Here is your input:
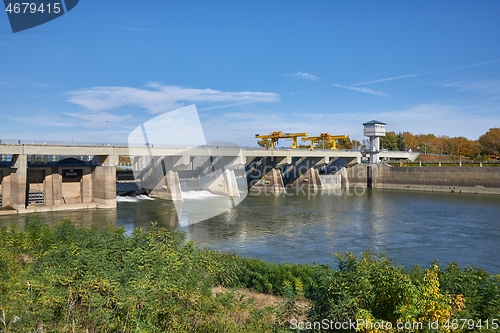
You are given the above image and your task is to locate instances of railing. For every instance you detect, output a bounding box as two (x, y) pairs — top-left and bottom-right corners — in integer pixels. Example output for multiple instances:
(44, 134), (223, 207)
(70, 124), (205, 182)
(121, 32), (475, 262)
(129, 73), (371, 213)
(391, 160), (500, 167)
(0, 138), (127, 147)
(28, 190), (44, 205)
(0, 139), (367, 152)
(0, 139), (242, 149)
(0, 155), (94, 164)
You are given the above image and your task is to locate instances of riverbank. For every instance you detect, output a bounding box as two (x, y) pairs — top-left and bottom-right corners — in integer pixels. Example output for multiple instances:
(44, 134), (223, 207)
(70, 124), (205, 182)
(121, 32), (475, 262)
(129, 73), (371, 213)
(0, 202), (116, 216)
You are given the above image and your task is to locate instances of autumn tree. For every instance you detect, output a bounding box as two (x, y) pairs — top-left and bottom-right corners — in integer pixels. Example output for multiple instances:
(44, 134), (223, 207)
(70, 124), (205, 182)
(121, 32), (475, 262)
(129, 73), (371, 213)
(470, 140), (483, 158)
(413, 133), (439, 154)
(435, 136), (450, 155)
(402, 132), (419, 151)
(479, 128), (500, 156)
(351, 139), (361, 150)
(337, 138), (353, 149)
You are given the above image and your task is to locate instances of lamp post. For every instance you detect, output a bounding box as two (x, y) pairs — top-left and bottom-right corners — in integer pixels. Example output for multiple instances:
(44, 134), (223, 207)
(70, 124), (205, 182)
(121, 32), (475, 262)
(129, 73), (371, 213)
(106, 120), (110, 145)
(15, 114), (19, 143)
(236, 128), (240, 146)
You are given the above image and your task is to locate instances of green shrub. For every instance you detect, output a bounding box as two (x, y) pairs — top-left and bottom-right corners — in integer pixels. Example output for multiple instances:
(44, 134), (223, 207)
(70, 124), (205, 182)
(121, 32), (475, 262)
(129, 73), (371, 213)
(1, 217), (499, 332)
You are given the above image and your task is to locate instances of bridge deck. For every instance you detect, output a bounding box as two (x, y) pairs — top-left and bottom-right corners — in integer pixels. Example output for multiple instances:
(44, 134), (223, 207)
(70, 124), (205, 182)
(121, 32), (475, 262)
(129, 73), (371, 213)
(0, 143), (419, 161)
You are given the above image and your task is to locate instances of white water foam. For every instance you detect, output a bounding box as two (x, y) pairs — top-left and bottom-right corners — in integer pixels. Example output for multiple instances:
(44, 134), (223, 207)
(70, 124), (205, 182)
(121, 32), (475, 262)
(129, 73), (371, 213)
(181, 190), (221, 200)
(116, 195), (155, 202)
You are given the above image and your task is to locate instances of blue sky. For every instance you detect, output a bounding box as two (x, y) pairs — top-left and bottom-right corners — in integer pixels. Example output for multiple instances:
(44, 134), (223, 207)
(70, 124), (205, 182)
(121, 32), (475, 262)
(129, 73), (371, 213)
(1, 1), (500, 147)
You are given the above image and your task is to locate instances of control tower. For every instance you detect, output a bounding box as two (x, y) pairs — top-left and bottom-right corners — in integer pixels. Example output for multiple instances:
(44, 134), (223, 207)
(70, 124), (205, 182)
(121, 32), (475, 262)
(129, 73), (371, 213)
(363, 120), (386, 163)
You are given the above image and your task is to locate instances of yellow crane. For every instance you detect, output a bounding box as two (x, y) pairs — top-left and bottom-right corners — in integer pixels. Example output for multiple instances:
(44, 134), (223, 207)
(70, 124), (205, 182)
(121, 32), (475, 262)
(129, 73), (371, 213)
(301, 133), (349, 150)
(255, 131), (308, 149)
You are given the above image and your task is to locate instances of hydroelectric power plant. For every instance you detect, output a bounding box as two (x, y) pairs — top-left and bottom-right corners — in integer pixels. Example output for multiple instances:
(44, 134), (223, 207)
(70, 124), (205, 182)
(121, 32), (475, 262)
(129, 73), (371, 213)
(1, 120), (499, 216)
(1, 122), (500, 275)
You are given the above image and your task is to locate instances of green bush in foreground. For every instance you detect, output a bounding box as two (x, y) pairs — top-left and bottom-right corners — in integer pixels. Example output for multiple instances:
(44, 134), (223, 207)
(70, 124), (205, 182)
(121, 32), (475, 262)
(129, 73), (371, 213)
(0, 218), (289, 332)
(1, 216), (499, 332)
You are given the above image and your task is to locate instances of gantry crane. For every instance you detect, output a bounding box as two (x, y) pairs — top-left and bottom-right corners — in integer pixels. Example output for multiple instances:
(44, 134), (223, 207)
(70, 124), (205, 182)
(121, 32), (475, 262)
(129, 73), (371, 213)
(301, 133), (349, 150)
(255, 131), (308, 149)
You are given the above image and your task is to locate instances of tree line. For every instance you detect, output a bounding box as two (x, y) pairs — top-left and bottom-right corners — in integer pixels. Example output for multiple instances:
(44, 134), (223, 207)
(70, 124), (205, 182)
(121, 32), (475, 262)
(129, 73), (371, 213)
(258, 128), (500, 159)
(377, 128), (500, 158)
(345, 128), (500, 158)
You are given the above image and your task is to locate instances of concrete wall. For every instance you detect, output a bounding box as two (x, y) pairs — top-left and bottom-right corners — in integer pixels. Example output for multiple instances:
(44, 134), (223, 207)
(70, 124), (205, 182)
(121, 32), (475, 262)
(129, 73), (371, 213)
(27, 169), (45, 192)
(61, 174), (82, 204)
(149, 170), (183, 201)
(91, 165), (116, 206)
(44, 167), (62, 206)
(1, 154), (116, 214)
(8, 154), (27, 210)
(250, 168), (286, 194)
(287, 167), (322, 191)
(344, 164), (500, 195)
(246, 157), (281, 189)
(319, 174), (341, 189)
(340, 164), (373, 188)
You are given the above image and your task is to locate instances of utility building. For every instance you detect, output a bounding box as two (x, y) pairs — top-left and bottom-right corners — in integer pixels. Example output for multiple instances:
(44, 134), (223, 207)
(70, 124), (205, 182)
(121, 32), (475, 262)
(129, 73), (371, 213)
(363, 120), (386, 163)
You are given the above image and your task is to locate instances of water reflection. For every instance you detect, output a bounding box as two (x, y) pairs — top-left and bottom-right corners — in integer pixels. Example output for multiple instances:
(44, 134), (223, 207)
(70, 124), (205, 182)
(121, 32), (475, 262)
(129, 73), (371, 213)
(1, 189), (499, 273)
(184, 190), (500, 273)
(117, 198), (178, 233)
(0, 208), (118, 231)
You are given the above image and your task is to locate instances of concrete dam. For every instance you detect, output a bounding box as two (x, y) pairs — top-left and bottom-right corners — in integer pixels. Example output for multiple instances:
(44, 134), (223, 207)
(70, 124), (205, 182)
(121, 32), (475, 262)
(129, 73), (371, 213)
(0, 142), (420, 214)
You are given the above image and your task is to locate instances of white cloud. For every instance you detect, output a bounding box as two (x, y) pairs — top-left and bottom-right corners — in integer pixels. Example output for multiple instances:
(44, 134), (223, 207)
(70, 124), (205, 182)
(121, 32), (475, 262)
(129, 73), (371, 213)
(31, 82), (53, 88)
(12, 100), (493, 145)
(442, 79), (500, 95)
(353, 74), (420, 86)
(285, 71), (320, 81)
(332, 83), (389, 97)
(363, 103), (500, 139)
(446, 59), (500, 71)
(67, 83), (279, 114)
(350, 59), (500, 87)
(201, 101), (500, 147)
(199, 101), (255, 111)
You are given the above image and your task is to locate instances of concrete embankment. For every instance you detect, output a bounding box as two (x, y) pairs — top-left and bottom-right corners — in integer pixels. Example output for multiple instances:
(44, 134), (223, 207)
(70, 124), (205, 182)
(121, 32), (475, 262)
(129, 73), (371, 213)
(343, 164), (500, 195)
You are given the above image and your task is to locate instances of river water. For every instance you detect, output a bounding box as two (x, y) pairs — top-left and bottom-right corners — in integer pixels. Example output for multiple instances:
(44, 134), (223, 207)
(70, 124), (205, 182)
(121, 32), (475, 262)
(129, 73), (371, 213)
(1, 189), (499, 274)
